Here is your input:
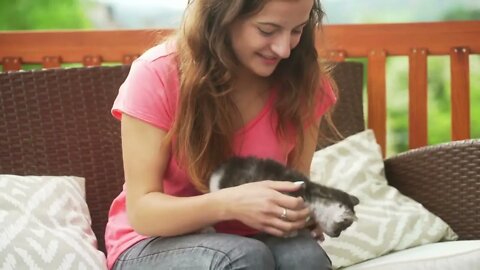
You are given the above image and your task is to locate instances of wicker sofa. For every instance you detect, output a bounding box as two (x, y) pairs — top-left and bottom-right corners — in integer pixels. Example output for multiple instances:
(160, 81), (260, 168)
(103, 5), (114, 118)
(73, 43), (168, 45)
(0, 62), (478, 269)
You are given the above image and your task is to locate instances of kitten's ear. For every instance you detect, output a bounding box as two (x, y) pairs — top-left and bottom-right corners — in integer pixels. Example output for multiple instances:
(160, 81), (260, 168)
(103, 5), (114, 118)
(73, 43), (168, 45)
(350, 195), (360, 206)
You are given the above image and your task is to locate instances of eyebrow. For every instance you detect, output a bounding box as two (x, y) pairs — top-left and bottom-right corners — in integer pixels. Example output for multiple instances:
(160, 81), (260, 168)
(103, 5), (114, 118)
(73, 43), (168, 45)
(257, 20), (309, 29)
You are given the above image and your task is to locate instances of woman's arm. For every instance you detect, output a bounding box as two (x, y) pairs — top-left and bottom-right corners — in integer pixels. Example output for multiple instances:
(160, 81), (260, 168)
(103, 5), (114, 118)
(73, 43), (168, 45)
(121, 114), (227, 236)
(288, 119), (321, 176)
(288, 119), (326, 240)
(122, 114), (309, 237)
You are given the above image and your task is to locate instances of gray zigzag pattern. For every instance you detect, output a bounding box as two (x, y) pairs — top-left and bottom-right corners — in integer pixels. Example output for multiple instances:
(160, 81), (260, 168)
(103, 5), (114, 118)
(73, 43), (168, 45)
(310, 130), (457, 269)
(0, 175), (106, 269)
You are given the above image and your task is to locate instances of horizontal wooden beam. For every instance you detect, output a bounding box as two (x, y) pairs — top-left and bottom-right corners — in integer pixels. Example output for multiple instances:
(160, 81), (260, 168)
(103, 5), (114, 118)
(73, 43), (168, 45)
(319, 21), (480, 57)
(1, 21), (479, 65)
(0, 29), (173, 63)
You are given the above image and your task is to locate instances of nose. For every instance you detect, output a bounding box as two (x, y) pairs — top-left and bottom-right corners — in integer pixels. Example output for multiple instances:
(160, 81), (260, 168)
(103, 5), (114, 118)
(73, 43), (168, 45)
(271, 34), (292, 59)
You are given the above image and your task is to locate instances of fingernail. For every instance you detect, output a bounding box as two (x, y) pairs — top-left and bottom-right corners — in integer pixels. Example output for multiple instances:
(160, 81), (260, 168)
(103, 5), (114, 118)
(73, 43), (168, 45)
(294, 181), (305, 186)
(311, 231), (317, 238)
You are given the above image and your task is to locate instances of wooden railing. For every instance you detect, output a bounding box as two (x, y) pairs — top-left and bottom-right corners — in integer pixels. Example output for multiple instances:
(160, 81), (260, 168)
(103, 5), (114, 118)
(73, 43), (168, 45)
(1, 21), (479, 155)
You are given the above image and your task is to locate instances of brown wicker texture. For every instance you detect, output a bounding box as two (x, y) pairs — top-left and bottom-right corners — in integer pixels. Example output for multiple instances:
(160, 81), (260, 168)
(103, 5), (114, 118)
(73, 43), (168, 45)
(0, 66), (129, 253)
(0, 62), (364, 253)
(385, 139), (480, 240)
(318, 61), (365, 149)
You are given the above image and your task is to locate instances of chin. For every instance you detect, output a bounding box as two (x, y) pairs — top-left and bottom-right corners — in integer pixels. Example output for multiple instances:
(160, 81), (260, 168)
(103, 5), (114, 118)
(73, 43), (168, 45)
(252, 67), (276, 77)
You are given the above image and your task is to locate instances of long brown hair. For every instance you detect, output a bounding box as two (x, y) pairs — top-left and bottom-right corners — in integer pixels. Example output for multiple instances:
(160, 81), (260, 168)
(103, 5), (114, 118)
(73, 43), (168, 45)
(170, 0), (334, 193)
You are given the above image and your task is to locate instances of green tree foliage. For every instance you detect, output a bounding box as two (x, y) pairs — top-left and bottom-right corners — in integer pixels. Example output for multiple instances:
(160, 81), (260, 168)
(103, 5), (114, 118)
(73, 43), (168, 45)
(426, 57), (453, 146)
(442, 7), (480, 20)
(386, 57), (409, 155)
(0, 0), (92, 30)
(470, 57), (480, 139)
(385, 55), (480, 156)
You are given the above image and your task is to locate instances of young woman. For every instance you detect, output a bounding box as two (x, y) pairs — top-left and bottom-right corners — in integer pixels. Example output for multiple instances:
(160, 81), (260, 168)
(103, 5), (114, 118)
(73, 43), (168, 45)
(106, 0), (337, 269)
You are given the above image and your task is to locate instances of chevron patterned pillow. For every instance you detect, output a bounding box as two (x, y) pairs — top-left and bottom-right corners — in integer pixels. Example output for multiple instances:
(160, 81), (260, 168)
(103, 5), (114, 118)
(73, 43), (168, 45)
(311, 130), (458, 269)
(0, 175), (107, 269)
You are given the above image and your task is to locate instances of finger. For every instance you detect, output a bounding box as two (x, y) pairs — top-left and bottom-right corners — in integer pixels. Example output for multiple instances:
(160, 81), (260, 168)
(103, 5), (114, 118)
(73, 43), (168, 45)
(267, 217), (307, 235)
(271, 206), (310, 222)
(257, 181), (307, 210)
(261, 180), (304, 193)
(273, 194), (307, 212)
(262, 226), (286, 237)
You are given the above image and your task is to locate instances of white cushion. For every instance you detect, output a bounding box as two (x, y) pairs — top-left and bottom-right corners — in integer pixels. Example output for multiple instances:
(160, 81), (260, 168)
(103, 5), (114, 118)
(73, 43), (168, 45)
(0, 175), (107, 269)
(343, 240), (480, 270)
(311, 130), (458, 269)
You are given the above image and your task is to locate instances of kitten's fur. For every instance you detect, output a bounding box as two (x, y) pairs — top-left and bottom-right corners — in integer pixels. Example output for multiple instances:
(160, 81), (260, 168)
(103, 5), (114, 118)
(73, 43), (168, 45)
(209, 156), (359, 237)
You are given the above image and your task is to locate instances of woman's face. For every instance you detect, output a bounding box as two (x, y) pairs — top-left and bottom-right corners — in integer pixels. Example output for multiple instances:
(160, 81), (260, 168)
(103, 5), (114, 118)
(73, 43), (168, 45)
(229, 0), (313, 78)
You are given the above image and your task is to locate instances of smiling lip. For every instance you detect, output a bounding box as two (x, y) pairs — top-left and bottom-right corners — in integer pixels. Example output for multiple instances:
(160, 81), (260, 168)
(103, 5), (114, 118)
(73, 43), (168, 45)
(258, 54), (279, 65)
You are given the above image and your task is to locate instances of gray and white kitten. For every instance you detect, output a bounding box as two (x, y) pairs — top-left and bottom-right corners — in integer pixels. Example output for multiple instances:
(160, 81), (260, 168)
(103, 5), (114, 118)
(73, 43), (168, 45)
(209, 156), (359, 237)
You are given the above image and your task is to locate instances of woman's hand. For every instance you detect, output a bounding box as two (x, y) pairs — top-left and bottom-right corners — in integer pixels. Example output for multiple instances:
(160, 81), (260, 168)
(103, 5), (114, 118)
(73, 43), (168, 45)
(215, 180), (311, 237)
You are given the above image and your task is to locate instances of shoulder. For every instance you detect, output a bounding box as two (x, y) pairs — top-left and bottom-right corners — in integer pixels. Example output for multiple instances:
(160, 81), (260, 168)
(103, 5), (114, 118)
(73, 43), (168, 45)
(113, 41), (180, 129)
(129, 41), (179, 86)
(310, 76), (337, 120)
(139, 40), (177, 64)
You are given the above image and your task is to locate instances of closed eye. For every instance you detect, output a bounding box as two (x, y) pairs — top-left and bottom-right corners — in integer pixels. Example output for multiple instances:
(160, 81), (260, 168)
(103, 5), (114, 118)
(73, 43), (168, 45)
(292, 28), (304, 35)
(257, 20), (308, 35)
(258, 28), (275, 37)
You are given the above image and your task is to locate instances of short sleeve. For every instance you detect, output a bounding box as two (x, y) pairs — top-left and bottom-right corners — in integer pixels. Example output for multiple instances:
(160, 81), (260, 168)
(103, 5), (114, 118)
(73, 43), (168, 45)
(314, 78), (337, 120)
(111, 58), (177, 131)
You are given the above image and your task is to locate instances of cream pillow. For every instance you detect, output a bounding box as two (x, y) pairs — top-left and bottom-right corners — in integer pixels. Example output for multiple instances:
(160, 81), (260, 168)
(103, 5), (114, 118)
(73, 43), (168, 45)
(0, 175), (107, 269)
(343, 240), (480, 270)
(311, 130), (458, 269)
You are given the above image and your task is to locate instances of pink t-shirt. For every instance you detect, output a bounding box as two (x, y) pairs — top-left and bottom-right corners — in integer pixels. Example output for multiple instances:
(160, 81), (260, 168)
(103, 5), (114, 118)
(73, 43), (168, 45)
(105, 42), (336, 269)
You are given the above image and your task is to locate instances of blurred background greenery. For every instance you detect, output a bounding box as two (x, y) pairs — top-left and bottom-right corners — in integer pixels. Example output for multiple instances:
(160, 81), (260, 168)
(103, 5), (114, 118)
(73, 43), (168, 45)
(0, 0), (478, 156)
(0, 0), (92, 30)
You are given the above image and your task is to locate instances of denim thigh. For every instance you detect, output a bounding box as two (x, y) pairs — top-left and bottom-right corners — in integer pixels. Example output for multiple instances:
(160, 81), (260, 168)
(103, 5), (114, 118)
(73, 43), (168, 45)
(254, 230), (332, 270)
(113, 233), (275, 270)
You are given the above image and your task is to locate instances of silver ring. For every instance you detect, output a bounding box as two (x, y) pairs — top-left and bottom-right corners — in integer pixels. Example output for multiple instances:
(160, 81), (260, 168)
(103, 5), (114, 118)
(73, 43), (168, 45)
(280, 208), (288, 220)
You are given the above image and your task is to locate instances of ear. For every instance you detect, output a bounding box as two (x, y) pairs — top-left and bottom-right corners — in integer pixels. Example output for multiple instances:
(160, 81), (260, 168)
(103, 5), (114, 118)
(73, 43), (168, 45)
(350, 195), (360, 206)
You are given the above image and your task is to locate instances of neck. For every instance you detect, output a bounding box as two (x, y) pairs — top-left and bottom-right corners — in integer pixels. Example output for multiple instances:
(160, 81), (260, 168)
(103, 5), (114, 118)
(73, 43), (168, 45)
(232, 67), (272, 96)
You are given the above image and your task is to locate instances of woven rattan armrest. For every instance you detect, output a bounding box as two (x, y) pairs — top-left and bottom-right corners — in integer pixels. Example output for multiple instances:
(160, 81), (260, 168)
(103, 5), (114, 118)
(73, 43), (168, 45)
(384, 139), (480, 240)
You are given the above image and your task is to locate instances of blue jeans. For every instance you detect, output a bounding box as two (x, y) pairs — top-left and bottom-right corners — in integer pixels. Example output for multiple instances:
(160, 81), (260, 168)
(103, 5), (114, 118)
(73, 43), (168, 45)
(113, 230), (332, 270)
